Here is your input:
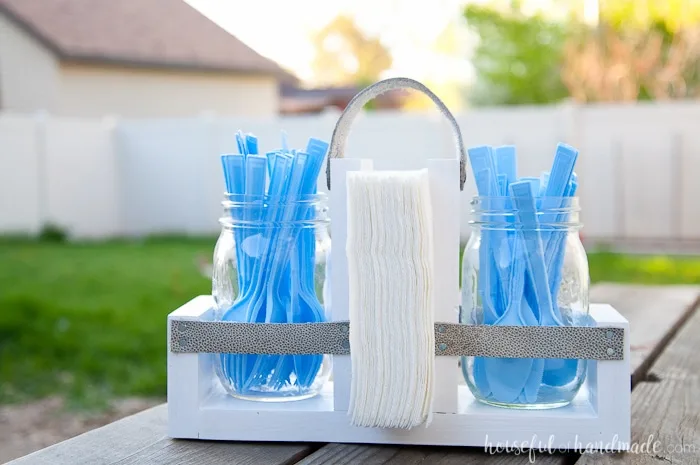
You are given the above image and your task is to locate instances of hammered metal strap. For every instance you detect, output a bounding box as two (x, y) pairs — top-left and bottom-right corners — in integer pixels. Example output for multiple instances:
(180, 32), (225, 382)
(170, 320), (624, 360)
(325, 77), (467, 191)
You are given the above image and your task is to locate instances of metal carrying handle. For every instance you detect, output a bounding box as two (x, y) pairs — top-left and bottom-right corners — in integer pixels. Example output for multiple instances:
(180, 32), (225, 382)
(325, 77), (467, 191)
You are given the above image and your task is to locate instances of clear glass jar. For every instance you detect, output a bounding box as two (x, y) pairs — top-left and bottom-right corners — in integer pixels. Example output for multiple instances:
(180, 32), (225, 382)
(212, 193), (332, 402)
(461, 196), (589, 409)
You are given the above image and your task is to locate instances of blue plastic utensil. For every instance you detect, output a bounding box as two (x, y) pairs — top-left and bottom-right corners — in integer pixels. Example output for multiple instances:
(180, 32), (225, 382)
(265, 151), (278, 176)
(465, 142), (584, 404)
(219, 154), (247, 386)
(545, 173), (577, 287)
(469, 147), (513, 321)
(548, 178), (578, 301)
(221, 154), (291, 392)
(508, 180), (546, 402)
(245, 134), (258, 155)
(294, 139), (329, 387)
(220, 155), (267, 390)
(239, 154), (268, 380)
(236, 131), (248, 157)
(519, 177), (541, 197)
(540, 178), (580, 387)
(497, 174), (507, 196)
(469, 147), (512, 272)
(512, 180), (581, 396)
(511, 182), (560, 325)
(241, 154), (267, 284)
(467, 150), (497, 400)
(265, 139), (329, 389)
(512, 180), (565, 401)
(243, 153), (309, 390)
(540, 171), (550, 197)
(519, 297), (543, 403)
(221, 154), (247, 287)
(472, 168), (500, 323)
(281, 130), (289, 153)
(541, 144), (578, 254)
(538, 145), (579, 387)
(470, 160), (532, 403)
(265, 151), (316, 389)
(541, 145), (578, 262)
(495, 146), (517, 184)
(481, 237), (533, 404)
(218, 133), (331, 396)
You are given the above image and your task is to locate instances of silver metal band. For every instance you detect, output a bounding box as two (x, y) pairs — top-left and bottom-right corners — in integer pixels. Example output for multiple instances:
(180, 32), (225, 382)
(169, 320), (624, 360)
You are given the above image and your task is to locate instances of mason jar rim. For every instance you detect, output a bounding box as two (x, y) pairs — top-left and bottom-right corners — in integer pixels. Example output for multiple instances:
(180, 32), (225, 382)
(221, 191), (328, 208)
(470, 195), (580, 208)
(219, 192), (329, 229)
(469, 195), (582, 229)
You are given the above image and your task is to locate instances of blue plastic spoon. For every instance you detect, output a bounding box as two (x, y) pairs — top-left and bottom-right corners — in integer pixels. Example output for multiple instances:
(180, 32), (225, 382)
(481, 237), (533, 404)
(223, 154), (289, 392)
(540, 144), (579, 387)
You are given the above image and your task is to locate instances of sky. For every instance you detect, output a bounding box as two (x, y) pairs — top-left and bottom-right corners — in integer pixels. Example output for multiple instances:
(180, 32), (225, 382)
(185, 0), (475, 84)
(184, 0), (591, 85)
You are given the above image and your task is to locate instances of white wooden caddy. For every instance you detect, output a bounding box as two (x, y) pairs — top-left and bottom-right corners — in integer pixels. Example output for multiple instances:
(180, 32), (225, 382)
(167, 78), (630, 450)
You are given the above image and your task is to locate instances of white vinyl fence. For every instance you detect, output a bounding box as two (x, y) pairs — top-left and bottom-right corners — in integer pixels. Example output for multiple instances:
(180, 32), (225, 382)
(1, 102), (700, 244)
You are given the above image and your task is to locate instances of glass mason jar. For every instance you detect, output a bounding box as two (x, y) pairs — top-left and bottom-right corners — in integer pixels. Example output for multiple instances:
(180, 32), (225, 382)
(212, 192), (332, 402)
(460, 196), (589, 409)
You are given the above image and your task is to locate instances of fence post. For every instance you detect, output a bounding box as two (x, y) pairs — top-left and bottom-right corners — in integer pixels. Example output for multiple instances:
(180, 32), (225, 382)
(34, 110), (49, 233)
(671, 133), (684, 241)
(103, 114), (122, 237)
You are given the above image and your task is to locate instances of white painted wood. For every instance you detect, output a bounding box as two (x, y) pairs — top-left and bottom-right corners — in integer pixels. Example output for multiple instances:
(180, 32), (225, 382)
(167, 302), (630, 449)
(167, 295), (214, 438)
(585, 304), (631, 448)
(427, 159), (460, 414)
(330, 158), (374, 412)
(620, 134), (674, 239)
(680, 132), (700, 239)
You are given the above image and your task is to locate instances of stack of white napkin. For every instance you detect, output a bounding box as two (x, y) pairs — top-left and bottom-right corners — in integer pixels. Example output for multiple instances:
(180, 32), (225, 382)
(345, 169), (435, 429)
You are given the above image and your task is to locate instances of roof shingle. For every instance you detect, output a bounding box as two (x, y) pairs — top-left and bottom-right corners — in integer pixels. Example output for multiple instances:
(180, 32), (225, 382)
(0, 0), (289, 76)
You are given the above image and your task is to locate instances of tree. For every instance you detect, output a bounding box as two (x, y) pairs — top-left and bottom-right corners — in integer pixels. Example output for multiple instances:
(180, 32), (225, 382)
(311, 15), (392, 87)
(562, 27), (700, 101)
(464, 4), (570, 106)
(562, 0), (700, 101)
(401, 20), (471, 111)
(599, 0), (700, 33)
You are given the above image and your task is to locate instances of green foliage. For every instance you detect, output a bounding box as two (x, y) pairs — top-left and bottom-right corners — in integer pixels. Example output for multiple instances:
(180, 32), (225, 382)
(600, 0), (700, 33)
(588, 251), (700, 284)
(38, 223), (68, 242)
(0, 237), (212, 407)
(465, 5), (570, 106)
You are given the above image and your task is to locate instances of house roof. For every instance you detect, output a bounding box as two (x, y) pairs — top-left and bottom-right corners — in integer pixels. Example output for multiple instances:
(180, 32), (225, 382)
(0, 0), (293, 78)
(280, 84), (406, 114)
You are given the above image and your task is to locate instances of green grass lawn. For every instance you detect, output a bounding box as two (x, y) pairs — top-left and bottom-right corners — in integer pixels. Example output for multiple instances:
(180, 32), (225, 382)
(1, 237), (699, 408)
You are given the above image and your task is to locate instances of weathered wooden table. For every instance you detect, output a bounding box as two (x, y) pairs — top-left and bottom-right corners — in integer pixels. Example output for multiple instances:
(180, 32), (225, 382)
(9, 284), (700, 465)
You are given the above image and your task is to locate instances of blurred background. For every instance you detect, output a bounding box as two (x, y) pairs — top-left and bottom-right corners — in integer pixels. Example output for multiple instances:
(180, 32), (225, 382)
(1, 0), (699, 460)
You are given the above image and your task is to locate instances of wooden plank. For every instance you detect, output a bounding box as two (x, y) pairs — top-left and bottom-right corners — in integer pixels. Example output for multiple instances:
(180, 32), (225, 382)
(7, 404), (314, 465)
(296, 284), (700, 464)
(294, 443), (577, 465)
(589, 283), (700, 385)
(576, 293), (700, 464)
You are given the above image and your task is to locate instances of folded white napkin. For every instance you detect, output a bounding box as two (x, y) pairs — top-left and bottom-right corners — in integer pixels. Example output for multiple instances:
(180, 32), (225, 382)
(346, 169), (435, 429)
